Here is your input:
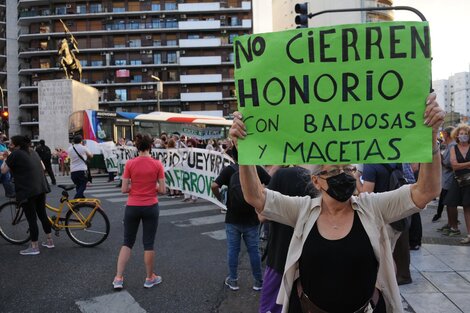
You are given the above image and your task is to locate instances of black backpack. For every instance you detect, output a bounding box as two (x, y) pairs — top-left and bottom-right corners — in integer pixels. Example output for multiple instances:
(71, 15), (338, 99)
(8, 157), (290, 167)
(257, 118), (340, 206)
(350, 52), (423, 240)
(228, 164), (253, 211)
(382, 164), (411, 231)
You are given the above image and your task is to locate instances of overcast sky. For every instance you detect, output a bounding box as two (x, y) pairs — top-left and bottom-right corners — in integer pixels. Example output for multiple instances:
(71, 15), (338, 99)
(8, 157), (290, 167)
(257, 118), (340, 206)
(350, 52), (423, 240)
(393, 0), (470, 80)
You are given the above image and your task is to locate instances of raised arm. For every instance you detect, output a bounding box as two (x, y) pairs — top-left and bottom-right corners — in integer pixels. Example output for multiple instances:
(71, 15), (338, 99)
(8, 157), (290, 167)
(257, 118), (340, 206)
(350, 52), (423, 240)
(410, 93), (444, 208)
(229, 112), (266, 213)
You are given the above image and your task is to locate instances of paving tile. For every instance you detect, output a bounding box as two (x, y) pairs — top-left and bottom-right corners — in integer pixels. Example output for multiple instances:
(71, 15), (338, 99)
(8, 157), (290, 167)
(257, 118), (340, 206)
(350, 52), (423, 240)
(445, 293), (470, 313)
(423, 244), (470, 256)
(458, 271), (470, 283)
(421, 272), (470, 293)
(410, 254), (453, 272)
(435, 254), (470, 271)
(399, 271), (439, 294)
(401, 293), (461, 313)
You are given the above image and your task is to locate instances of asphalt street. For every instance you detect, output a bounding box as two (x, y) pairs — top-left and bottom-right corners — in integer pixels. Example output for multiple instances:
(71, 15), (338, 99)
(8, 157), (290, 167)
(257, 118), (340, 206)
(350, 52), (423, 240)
(0, 176), (261, 313)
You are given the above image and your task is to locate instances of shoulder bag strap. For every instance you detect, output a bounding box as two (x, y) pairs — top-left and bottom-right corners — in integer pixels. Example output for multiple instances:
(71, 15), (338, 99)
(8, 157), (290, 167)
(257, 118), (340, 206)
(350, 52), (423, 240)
(72, 145), (88, 166)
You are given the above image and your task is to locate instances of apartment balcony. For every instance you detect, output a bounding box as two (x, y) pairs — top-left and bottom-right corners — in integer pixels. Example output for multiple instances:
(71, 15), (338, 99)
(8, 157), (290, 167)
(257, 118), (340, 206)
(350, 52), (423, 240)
(180, 74), (222, 84)
(179, 38), (221, 48)
(178, 3), (220, 12)
(180, 92), (223, 102)
(180, 56), (221, 66)
(19, 103), (39, 108)
(178, 20), (221, 30)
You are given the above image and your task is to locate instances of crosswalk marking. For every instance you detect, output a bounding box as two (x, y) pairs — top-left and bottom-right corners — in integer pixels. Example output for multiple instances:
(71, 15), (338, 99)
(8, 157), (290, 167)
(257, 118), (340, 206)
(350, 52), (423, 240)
(172, 214), (225, 227)
(76, 291), (147, 313)
(88, 192), (126, 197)
(201, 229), (227, 240)
(58, 178), (229, 241)
(160, 205), (217, 216)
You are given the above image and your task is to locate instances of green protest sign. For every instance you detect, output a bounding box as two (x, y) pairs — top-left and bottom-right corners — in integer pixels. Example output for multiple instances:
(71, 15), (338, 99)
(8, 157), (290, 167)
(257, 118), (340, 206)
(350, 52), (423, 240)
(234, 21), (432, 165)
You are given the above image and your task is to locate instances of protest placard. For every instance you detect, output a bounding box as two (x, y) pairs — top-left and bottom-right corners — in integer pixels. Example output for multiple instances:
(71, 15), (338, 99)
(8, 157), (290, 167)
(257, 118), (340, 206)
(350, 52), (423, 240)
(100, 144), (233, 208)
(234, 21), (432, 165)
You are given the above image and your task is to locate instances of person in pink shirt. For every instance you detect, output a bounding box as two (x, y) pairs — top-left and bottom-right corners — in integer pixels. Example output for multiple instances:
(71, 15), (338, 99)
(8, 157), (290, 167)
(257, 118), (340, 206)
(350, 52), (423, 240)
(112, 133), (166, 290)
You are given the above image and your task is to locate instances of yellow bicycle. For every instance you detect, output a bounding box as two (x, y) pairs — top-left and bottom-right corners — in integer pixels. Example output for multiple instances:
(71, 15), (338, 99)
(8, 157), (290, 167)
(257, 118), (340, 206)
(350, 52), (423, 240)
(0, 184), (109, 247)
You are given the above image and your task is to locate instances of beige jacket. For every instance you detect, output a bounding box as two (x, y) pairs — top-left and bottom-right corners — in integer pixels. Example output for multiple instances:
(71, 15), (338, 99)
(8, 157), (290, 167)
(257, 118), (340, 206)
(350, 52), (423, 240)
(262, 184), (420, 313)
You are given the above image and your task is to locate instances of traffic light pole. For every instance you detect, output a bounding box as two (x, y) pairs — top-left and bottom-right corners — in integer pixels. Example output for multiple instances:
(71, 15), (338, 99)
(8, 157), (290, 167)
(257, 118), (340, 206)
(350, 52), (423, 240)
(307, 6), (427, 22)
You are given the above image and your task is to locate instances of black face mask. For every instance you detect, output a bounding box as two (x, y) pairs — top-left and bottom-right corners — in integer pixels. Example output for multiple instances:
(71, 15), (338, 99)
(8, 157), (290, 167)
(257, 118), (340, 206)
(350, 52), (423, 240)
(324, 172), (356, 202)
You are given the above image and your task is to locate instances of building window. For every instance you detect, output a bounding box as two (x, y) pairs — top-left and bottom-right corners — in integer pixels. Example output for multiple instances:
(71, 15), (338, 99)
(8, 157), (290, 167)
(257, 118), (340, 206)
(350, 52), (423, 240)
(154, 53), (162, 64)
(168, 71), (177, 81)
(152, 4), (161, 11)
(154, 40), (162, 46)
(188, 34), (200, 39)
(39, 59), (50, 69)
(129, 39), (141, 47)
(166, 40), (177, 46)
(166, 19), (178, 28)
(55, 6), (67, 15)
(131, 75), (142, 83)
(167, 52), (177, 64)
(130, 60), (142, 65)
(229, 34), (238, 44)
(91, 60), (103, 66)
(76, 5), (87, 14)
(115, 89), (127, 101)
(128, 20), (140, 30)
(90, 4), (102, 13)
(152, 19), (161, 28)
(81, 60), (88, 66)
(113, 7), (126, 13)
(165, 2), (176, 10)
(115, 60), (127, 66)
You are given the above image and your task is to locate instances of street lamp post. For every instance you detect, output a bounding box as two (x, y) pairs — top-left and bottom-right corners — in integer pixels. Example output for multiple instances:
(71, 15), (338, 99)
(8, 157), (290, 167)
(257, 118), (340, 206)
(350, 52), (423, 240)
(151, 75), (163, 112)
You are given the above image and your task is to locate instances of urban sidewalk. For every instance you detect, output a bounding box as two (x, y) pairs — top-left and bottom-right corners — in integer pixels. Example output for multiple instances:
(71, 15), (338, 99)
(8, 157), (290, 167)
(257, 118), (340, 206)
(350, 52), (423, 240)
(400, 203), (470, 313)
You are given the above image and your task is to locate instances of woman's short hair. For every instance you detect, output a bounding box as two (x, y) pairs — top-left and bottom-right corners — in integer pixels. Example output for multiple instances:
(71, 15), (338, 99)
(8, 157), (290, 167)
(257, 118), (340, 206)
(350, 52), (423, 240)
(10, 135), (31, 151)
(134, 133), (153, 152)
(73, 135), (82, 144)
(451, 123), (470, 143)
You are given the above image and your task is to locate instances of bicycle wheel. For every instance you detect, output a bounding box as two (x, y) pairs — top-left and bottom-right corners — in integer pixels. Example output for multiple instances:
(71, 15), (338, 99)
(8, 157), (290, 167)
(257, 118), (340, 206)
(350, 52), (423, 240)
(65, 203), (110, 247)
(0, 201), (30, 244)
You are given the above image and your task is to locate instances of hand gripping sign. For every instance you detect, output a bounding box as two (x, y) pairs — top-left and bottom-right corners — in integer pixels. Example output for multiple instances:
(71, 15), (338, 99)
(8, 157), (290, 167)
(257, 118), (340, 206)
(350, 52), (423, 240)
(234, 20), (432, 165)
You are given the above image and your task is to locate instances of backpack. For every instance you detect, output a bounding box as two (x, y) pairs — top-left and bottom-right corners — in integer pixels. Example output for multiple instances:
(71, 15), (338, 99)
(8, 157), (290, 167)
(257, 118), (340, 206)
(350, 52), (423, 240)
(228, 164), (253, 211)
(382, 164), (411, 232)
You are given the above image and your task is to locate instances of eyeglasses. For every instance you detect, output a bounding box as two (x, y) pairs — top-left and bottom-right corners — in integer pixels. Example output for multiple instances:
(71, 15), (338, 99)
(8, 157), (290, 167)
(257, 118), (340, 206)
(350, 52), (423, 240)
(316, 166), (357, 178)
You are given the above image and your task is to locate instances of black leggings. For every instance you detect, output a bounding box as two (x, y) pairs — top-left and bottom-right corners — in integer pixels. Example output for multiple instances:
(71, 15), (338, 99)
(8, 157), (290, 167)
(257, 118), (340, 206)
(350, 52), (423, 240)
(123, 203), (159, 250)
(22, 193), (51, 242)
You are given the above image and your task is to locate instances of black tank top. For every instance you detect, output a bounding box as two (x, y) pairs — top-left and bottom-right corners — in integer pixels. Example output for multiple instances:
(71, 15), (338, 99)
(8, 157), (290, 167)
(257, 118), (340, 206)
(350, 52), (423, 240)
(288, 211), (378, 313)
(454, 145), (470, 176)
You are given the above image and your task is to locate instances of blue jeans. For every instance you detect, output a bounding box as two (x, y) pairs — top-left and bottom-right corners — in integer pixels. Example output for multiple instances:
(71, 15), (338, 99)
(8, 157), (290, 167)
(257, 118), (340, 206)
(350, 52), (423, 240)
(0, 171), (15, 197)
(225, 223), (262, 282)
(71, 171), (87, 199)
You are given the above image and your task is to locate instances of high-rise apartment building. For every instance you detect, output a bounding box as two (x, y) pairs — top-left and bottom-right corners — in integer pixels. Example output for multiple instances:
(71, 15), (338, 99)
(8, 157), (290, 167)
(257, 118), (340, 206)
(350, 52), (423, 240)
(433, 72), (470, 122)
(9, 1), (253, 138)
(272, 0), (393, 31)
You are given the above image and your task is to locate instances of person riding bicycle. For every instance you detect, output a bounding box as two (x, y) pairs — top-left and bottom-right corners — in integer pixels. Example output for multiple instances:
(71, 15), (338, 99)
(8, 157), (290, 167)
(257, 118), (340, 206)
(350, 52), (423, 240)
(1, 135), (53, 255)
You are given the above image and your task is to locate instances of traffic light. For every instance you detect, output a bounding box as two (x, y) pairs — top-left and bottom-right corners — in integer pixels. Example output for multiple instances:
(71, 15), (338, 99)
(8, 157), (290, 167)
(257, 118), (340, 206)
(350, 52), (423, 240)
(1, 110), (8, 121)
(295, 2), (309, 28)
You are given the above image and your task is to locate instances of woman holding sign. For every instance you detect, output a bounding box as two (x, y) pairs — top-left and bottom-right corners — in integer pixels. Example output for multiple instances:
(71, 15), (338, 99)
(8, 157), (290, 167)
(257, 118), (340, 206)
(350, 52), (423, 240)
(230, 93), (443, 313)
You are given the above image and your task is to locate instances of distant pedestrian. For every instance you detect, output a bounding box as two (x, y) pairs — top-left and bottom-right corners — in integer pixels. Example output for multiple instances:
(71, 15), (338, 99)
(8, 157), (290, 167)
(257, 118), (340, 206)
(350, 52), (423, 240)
(68, 135), (93, 199)
(446, 124), (470, 244)
(1, 135), (53, 255)
(113, 133), (166, 289)
(51, 148), (60, 176)
(0, 135), (15, 198)
(433, 127), (457, 223)
(211, 146), (271, 292)
(35, 139), (56, 185)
